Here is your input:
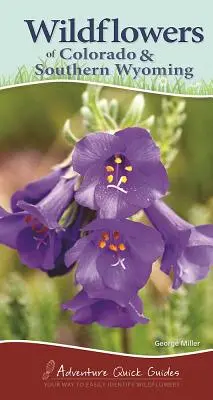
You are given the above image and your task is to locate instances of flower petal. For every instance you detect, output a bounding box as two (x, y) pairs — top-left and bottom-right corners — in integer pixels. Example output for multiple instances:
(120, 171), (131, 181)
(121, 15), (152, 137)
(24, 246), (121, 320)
(16, 227), (38, 253)
(185, 245), (213, 268)
(0, 212), (26, 249)
(18, 177), (75, 229)
(96, 302), (136, 328)
(82, 218), (132, 233)
(128, 296), (149, 324)
(41, 232), (62, 270)
(72, 133), (123, 175)
(87, 287), (130, 307)
(16, 228), (61, 270)
(63, 290), (149, 328)
(19, 250), (45, 269)
(74, 165), (101, 210)
(72, 307), (95, 324)
(16, 227), (48, 268)
(127, 224), (164, 263)
(116, 127), (160, 167)
(11, 169), (63, 212)
(177, 251), (210, 285)
(160, 245), (175, 275)
(127, 164), (169, 209)
(96, 251), (144, 297)
(96, 298), (148, 328)
(95, 181), (139, 219)
(63, 290), (96, 311)
(0, 207), (9, 218)
(172, 263), (182, 289)
(189, 225), (213, 247)
(65, 236), (90, 267)
(131, 257), (152, 289)
(145, 200), (192, 237)
(76, 242), (104, 292)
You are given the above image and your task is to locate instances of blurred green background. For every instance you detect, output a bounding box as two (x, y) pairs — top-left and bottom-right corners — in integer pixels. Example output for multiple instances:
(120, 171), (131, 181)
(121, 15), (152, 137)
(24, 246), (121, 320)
(0, 82), (213, 354)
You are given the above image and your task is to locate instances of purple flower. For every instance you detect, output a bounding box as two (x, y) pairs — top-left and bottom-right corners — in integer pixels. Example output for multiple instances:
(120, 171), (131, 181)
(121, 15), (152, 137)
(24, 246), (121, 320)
(11, 168), (68, 212)
(145, 200), (213, 288)
(65, 218), (164, 299)
(72, 128), (169, 218)
(0, 176), (77, 271)
(63, 289), (149, 328)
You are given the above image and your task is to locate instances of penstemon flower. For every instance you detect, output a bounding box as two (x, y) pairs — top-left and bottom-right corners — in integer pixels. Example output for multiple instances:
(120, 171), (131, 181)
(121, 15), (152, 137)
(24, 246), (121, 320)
(73, 127), (169, 218)
(63, 289), (149, 328)
(0, 176), (78, 271)
(145, 199), (213, 288)
(65, 218), (164, 299)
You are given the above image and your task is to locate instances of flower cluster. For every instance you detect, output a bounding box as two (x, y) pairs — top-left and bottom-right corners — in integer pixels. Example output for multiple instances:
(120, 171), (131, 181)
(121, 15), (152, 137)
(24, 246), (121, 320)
(1, 127), (213, 328)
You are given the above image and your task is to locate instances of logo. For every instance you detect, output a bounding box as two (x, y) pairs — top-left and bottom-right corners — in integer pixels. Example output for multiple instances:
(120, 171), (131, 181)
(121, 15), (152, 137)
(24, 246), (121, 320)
(42, 360), (56, 380)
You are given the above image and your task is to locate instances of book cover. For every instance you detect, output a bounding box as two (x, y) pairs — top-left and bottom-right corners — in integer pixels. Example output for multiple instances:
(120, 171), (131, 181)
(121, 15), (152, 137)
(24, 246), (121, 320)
(0, 1), (212, 398)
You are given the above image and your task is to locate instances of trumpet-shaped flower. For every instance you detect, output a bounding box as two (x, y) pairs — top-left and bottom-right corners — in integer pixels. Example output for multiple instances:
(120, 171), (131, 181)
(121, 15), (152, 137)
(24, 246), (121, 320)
(73, 128), (168, 218)
(0, 176), (77, 271)
(65, 218), (164, 299)
(145, 200), (213, 288)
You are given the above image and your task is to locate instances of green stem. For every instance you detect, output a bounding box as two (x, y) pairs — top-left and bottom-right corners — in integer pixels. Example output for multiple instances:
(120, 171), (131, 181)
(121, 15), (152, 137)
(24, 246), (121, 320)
(121, 328), (130, 354)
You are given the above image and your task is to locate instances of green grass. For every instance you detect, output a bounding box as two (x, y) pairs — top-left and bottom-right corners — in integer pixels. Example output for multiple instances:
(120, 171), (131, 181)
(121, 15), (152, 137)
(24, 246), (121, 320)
(0, 65), (213, 95)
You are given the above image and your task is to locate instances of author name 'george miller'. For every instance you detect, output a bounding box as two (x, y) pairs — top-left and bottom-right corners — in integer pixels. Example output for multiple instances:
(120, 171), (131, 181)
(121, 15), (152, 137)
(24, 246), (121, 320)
(57, 365), (180, 378)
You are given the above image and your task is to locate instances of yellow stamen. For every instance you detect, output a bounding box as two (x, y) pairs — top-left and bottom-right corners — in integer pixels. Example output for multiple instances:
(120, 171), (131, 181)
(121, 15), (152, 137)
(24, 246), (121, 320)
(115, 156), (122, 164)
(98, 240), (106, 249)
(107, 175), (114, 183)
(125, 165), (133, 172)
(113, 231), (120, 240)
(118, 243), (126, 251)
(105, 165), (114, 172)
(102, 232), (110, 241)
(109, 244), (118, 252)
(120, 176), (128, 183)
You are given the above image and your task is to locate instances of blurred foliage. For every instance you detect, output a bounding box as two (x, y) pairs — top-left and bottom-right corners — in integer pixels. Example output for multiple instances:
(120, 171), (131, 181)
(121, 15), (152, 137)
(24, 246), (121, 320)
(63, 85), (155, 144)
(0, 82), (213, 354)
(152, 98), (186, 168)
(80, 85), (155, 132)
(0, 272), (60, 341)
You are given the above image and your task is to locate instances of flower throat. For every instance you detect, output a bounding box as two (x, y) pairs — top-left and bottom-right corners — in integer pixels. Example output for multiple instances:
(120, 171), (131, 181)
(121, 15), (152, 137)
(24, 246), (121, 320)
(105, 154), (133, 194)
